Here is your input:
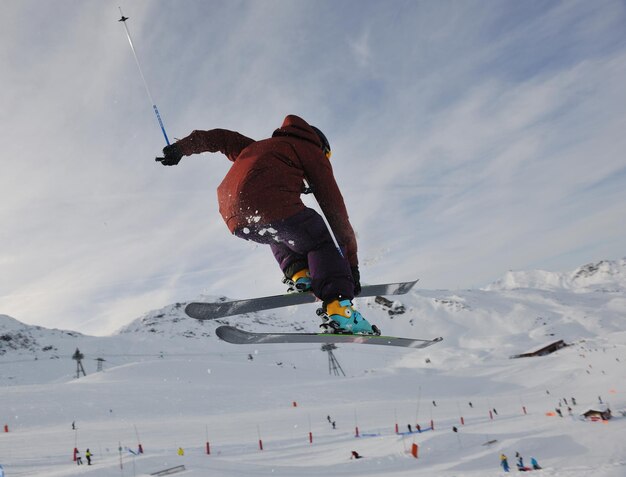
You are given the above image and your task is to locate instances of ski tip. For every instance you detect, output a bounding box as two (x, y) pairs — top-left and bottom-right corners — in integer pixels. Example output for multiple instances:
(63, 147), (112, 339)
(215, 325), (237, 339)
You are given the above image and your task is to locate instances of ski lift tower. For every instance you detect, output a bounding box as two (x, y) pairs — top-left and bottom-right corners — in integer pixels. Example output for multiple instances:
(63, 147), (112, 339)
(72, 348), (87, 378)
(95, 357), (106, 372)
(321, 344), (345, 377)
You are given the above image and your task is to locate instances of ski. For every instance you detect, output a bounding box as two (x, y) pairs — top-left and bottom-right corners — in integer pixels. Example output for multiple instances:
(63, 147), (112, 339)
(215, 325), (443, 349)
(185, 279), (418, 320)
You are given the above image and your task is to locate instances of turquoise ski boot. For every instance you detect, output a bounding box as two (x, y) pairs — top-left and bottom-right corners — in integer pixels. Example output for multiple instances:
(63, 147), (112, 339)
(282, 268), (312, 293)
(318, 299), (380, 335)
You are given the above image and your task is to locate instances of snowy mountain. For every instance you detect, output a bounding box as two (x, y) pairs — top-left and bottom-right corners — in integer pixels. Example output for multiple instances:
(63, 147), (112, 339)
(484, 258), (626, 292)
(0, 313), (83, 357)
(1, 260), (625, 476)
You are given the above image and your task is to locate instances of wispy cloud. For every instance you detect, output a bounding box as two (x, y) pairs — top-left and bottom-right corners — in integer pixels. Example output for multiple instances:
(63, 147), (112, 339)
(1, 0), (625, 334)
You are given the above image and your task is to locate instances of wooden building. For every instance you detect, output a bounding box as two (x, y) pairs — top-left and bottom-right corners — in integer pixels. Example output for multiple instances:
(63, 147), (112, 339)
(510, 340), (567, 359)
(582, 405), (612, 421)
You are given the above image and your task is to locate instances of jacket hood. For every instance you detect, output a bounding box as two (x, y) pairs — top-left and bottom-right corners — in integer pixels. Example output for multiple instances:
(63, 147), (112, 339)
(272, 115), (322, 148)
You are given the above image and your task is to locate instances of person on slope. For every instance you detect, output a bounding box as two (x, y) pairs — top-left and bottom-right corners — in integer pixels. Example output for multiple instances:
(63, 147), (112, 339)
(530, 457), (542, 470)
(157, 114), (377, 335)
(500, 454), (510, 472)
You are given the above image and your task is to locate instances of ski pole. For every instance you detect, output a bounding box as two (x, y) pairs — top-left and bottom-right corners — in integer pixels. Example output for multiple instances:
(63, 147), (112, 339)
(302, 179), (343, 258)
(118, 7), (170, 146)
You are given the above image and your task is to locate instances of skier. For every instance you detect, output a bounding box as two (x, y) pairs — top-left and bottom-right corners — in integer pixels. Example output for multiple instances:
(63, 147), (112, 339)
(85, 449), (92, 465)
(500, 454), (510, 472)
(75, 449), (83, 465)
(530, 457), (542, 470)
(351, 450), (363, 459)
(157, 115), (376, 335)
(516, 454), (531, 471)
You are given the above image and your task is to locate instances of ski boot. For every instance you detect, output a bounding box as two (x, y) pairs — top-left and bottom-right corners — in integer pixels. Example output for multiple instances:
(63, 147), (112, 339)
(317, 299), (381, 335)
(282, 268), (312, 293)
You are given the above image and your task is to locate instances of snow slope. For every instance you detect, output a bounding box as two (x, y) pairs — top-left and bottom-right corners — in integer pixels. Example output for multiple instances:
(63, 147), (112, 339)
(1, 259), (625, 476)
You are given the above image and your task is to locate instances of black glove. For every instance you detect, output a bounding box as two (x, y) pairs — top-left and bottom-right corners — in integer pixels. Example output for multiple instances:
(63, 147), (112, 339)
(351, 266), (361, 296)
(156, 144), (183, 166)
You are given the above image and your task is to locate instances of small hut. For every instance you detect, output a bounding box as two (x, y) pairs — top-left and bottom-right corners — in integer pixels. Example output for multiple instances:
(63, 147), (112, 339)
(581, 405), (612, 421)
(510, 340), (567, 359)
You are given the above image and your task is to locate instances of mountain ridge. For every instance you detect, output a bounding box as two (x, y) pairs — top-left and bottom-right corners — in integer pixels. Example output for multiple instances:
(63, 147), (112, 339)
(484, 258), (626, 292)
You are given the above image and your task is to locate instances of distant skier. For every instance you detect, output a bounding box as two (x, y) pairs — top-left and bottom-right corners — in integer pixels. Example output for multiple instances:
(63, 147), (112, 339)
(351, 450), (363, 459)
(416, 423), (421, 433)
(75, 449), (83, 465)
(500, 454), (510, 472)
(408, 424), (413, 433)
(516, 454), (531, 471)
(85, 448), (92, 465)
(530, 457), (542, 470)
(157, 115), (375, 335)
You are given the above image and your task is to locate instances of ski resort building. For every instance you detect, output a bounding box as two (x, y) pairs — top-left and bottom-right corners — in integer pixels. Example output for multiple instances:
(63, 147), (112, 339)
(581, 405), (612, 421)
(510, 340), (567, 359)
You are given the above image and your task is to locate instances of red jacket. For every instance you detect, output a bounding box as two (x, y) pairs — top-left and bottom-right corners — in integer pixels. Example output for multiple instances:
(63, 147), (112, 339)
(175, 115), (358, 266)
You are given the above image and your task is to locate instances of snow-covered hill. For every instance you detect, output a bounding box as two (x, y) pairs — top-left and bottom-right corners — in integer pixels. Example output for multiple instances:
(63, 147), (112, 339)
(484, 258), (626, 292)
(0, 314), (84, 357)
(1, 259), (625, 476)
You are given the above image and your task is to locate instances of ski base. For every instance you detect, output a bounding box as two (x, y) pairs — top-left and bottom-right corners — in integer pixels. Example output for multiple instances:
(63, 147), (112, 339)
(215, 325), (443, 349)
(186, 279), (418, 320)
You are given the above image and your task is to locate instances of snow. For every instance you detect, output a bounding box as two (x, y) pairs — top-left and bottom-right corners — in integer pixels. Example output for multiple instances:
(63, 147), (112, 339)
(1, 259), (625, 476)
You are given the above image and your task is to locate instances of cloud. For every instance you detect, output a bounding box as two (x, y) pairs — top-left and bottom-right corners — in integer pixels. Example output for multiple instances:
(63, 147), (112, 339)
(1, 0), (625, 334)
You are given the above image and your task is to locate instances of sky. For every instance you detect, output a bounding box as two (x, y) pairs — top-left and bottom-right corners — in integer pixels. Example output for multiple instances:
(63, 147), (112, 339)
(1, 0), (625, 336)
